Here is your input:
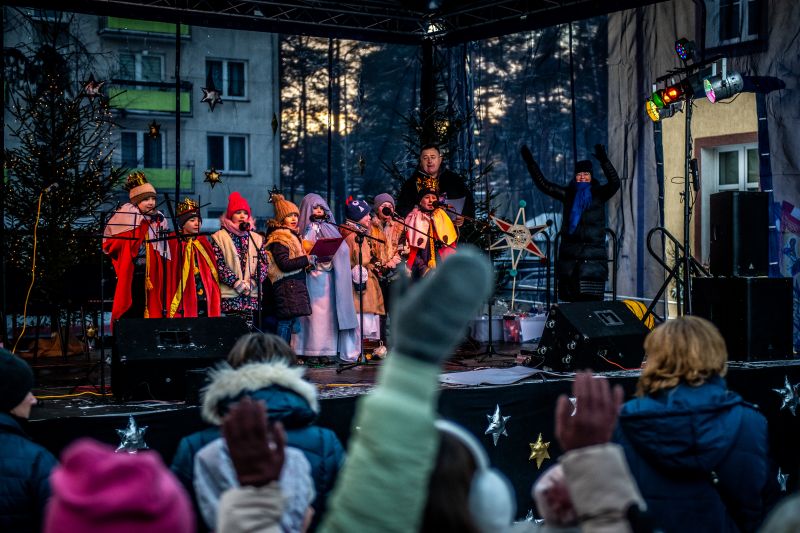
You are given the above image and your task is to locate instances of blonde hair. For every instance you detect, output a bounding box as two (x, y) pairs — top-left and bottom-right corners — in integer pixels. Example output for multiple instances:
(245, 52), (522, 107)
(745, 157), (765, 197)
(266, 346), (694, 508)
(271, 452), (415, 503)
(637, 316), (728, 396)
(226, 333), (297, 368)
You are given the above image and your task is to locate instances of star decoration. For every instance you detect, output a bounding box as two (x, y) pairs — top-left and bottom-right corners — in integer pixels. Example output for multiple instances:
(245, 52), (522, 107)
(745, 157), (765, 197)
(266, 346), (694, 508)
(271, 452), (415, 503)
(489, 201), (548, 310)
(777, 467), (789, 492)
(772, 375), (799, 416)
(484, 404), (510, 446)
(201, 85), (223, 111)
(115, 415), (148, 453)
(569, 397), (577, 416)
(148, 120), (161, 139)
(204, 167), (222, 189)
(528, 432), (551, 469)
(82, 73), (105, 100)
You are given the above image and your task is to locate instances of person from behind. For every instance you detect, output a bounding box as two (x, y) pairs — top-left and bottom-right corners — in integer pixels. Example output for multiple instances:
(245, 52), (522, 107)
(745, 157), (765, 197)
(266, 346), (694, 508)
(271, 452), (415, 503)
(0, 349), (58, 533)
(614, 316), (776, 533)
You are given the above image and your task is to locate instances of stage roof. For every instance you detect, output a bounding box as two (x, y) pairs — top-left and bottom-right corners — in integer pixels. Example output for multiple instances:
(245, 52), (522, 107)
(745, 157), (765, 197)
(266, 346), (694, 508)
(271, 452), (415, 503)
(8, 0), (666, 44)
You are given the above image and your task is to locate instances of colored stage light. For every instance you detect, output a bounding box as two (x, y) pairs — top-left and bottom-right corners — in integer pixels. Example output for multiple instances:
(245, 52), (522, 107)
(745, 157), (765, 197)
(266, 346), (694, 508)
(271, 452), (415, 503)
(646, 99), (660, 121)
(647, 99), (682, 122)
(675, 38), (696, 61)
(703, 72), (744, 103)
(651, 91), (665, 108)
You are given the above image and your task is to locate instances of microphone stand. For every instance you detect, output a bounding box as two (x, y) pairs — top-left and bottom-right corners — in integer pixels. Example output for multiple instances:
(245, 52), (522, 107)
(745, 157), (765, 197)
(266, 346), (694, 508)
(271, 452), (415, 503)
(242, 224), (265, 330)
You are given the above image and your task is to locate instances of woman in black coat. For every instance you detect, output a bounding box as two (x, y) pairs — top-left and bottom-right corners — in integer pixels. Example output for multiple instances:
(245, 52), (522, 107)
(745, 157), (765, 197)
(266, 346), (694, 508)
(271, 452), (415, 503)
(521, 144), (620, 301)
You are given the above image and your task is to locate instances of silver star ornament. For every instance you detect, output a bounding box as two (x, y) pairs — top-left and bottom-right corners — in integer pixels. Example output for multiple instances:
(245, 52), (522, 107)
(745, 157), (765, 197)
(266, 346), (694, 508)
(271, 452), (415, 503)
(115, 415), (149, 453)
(485, 404), (510, 446)
(772, 375), (799, 416)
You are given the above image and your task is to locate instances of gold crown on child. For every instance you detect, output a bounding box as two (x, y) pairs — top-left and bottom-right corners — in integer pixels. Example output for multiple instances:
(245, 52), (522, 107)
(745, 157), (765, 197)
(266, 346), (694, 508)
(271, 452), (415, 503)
(176, 197), (200, 216)
(124, 171), (150, 191)
(415, 174), (439, 193)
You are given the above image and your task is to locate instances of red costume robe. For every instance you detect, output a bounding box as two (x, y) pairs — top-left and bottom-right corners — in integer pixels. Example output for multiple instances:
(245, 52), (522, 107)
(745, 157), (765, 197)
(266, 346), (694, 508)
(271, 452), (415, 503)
(102, 204), (170, 324)
(166, 234), (222, 318)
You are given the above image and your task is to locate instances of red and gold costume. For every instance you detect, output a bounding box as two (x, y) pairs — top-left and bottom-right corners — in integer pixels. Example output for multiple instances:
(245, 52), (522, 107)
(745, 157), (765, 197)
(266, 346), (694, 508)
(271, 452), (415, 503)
(167, 235), (221, 318)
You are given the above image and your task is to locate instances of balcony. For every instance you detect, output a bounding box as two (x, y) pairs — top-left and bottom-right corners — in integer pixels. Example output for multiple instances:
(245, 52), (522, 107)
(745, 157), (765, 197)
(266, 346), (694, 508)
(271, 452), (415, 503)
(108, 79), (192, 116)
(100, 17), (191, 40)
(119, 166), (194, 192)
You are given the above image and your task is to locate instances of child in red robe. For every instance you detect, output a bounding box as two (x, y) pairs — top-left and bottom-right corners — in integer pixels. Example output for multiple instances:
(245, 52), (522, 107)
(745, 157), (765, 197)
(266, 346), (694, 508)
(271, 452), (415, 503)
(103, 172), (171, 323)
(166, 198), (221, 318)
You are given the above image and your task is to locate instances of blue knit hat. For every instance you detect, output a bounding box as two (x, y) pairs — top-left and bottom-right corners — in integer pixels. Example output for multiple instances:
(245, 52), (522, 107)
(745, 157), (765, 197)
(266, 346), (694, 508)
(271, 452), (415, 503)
(345, 198), (371, 222)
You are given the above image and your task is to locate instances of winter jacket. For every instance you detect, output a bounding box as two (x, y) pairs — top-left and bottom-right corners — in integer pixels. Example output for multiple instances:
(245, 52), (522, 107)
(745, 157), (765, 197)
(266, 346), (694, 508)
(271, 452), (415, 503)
(170, 362), (344, 526)
(265, 227), (312, 320)
(0, 413), (58, 533)
(343, 230), (386, 316)
(614, 376), (774, 533)
(525, 155), (620, 301)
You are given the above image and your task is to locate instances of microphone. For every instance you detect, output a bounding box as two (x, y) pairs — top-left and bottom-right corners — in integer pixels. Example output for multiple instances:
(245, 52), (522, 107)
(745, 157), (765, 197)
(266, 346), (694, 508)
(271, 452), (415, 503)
(238, 221), (251, 232)
(432, 200), (453, 209)
(43, 182), (59, 194)
(310, 213), (329, 222)
(546, 220), (553, 227)
(147, 213), (164, 223)
(381, 206), (395, 217)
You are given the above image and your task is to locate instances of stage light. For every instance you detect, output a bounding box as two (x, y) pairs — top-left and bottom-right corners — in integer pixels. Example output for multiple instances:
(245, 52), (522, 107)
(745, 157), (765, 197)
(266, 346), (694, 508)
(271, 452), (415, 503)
(703, 72), (744, 103)
(675, 39), (696, 61)
(651, 91), (665, 108)
(646, 99), (660, 121)
(646, 99), (682, 122)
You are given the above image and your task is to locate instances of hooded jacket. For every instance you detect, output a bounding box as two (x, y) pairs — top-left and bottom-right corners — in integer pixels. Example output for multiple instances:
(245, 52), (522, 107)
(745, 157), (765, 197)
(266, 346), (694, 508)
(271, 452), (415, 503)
(613, 376), (773, 533)
(170, 361), (345, 525)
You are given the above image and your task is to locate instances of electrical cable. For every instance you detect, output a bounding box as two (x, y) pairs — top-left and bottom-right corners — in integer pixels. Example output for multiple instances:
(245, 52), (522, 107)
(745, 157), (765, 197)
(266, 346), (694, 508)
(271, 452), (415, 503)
(12, 192), (44, 354)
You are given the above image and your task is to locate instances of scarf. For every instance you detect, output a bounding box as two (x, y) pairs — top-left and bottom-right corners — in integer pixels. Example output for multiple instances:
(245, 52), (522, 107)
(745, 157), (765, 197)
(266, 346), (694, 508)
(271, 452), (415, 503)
(569, 182), (593, 234)
(219, 214), (257, 237)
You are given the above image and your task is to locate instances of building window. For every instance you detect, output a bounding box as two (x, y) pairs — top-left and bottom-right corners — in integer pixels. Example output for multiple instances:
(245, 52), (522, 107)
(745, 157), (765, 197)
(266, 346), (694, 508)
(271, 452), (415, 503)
(120, 131), (164, 168)
(206, 60), (247, 99)
(207, 134), (248, 174)
(705, 0), (764, 50)
(119, 52), (164, 82)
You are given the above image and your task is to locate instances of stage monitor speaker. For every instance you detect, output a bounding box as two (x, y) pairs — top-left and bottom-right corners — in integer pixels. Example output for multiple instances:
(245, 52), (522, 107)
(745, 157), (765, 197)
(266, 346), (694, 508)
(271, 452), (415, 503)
(112, 317), (250, 401)
(709, 191), (768, 277)
(691, 277), (792, 361)
(537, 301), (650, 372)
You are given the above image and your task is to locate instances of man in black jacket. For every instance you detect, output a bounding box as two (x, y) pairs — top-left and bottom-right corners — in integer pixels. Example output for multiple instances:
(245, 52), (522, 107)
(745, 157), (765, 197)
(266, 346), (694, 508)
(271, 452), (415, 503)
(521, 144), (620, 301)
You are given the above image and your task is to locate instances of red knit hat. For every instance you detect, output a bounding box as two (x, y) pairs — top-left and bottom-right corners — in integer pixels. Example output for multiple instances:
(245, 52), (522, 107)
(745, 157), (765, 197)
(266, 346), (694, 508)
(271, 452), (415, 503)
(44, 438), (195, 533)
(225, 191), (251, 220)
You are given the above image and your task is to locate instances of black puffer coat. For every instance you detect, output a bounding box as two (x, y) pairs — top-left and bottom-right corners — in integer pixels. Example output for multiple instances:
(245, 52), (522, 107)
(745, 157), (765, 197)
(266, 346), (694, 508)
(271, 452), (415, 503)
(523, 150), (620, 301)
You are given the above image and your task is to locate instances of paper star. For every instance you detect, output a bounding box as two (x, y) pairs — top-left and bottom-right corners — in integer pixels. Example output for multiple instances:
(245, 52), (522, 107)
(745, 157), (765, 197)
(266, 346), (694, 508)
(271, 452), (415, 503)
(82, 73), (105, 100)
(777, 467), (789, 492)
(484, 404), (510, 446)
(115, 415), (148, 453)
(772, 375), (799, 416)
(528, 432), (551, 469)
(204, 167), (222, 189)
(201, 85), (223, 111)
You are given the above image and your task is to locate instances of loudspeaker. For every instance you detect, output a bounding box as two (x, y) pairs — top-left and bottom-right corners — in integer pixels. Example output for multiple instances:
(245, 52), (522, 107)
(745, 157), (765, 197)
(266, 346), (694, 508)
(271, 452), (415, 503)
(112, 317), (250, 401)
(709, 191), (768, 277)
(691, 277), (792, 361)
(537, 301), (649, 372)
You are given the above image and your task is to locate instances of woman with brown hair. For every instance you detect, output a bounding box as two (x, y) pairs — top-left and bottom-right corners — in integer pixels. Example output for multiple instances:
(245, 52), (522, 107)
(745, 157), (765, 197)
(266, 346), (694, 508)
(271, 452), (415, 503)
(614, 316), (777, 533)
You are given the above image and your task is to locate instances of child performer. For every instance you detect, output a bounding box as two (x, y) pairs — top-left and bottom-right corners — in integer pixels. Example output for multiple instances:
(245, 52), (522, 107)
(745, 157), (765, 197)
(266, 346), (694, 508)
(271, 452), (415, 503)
(166, 198), (221, 318)
(294, 194), (359, 362)
(210, 192), (267, 323)
(265, 193), (314, 344)
(370, 192), (406, 340)
(403, 176), (458, 279)
(342, 199), (385, 343)
(103, 171), (170, 323)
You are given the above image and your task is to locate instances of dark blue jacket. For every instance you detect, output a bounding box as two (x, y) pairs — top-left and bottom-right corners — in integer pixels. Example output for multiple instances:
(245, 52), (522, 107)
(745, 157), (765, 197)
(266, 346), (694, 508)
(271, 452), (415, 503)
(170, 362), (344, 528)
(614, 376), (773, 533)
(0, 413), (58, 533)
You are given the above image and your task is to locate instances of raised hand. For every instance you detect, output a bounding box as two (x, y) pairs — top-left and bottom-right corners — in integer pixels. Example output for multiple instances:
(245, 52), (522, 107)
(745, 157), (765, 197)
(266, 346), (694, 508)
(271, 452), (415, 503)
(592, 144), (608, 161)
(555, 371), (624, 452)
(222, 396), (286, 487)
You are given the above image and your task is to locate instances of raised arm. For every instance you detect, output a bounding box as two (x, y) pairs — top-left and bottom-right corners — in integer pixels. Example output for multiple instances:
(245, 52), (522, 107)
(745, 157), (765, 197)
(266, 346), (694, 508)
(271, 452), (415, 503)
(592, 144), (621, 202)
(521, 145), (567, 202)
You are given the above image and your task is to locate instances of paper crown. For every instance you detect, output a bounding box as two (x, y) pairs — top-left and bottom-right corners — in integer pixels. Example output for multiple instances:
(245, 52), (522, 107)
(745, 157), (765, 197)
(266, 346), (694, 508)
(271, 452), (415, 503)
(415, 173), (439, 194)
(176, 197), (200, 217)
(124, 171), (149, 191)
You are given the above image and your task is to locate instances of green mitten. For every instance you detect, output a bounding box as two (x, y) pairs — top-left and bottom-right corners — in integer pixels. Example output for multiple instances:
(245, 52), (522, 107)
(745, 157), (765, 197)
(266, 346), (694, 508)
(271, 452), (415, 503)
(390, 245), (493, 365)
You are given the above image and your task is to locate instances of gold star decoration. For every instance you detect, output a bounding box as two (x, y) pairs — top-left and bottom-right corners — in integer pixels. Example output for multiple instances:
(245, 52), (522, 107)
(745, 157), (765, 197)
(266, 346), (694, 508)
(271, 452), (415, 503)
(148, 120), (161, 139)
(204, 167), (222, 189)
(82, 73), (106, 100)
(528, 432), (551, 469)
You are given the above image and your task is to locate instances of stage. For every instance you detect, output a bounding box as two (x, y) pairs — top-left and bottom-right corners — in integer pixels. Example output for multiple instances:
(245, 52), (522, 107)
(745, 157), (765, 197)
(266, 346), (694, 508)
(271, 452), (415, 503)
(24, 344), (800, 517)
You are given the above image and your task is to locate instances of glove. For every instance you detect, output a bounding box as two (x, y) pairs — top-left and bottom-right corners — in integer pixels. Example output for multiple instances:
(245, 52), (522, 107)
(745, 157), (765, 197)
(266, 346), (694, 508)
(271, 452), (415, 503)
(233, 279), (248, 295)
(222, 396), (286, 487)
(390, 245), (493, 365)
(592, 144), (608, 161)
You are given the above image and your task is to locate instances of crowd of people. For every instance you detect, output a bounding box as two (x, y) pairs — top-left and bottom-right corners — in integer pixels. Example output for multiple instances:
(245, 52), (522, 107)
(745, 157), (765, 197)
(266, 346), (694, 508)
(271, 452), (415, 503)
(101, 144), (470, 362)
(2, 246), (799, 532)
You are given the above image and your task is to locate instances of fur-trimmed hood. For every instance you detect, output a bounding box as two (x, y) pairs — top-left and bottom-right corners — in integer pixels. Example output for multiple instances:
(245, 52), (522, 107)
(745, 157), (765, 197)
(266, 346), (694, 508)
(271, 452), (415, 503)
(201, 361), (319, 426)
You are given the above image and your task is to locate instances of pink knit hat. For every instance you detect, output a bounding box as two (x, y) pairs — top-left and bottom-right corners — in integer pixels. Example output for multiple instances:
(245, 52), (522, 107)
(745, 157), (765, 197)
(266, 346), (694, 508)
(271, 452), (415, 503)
(225, 191), (252, 220)
(44, 438), (195, 533)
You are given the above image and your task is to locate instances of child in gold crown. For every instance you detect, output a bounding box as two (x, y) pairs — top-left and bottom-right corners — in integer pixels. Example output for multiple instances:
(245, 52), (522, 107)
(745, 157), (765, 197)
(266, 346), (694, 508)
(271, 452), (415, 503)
(103, 171), (171, 323)
(166, 198), (221, 318)
(403, 176), (458, 279)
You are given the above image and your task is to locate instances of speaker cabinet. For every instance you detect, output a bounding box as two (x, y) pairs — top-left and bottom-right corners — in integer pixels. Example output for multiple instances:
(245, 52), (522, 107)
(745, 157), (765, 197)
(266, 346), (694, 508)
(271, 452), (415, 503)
(112, 317), (250, 401)
(709, 191), (769, 277)
(691, 277), (792, 361)
(538, 301), (650, 372)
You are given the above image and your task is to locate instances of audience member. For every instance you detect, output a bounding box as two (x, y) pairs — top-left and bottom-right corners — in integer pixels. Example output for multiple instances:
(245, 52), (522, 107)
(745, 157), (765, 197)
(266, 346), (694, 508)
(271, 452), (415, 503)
(0, 350), (57, 533)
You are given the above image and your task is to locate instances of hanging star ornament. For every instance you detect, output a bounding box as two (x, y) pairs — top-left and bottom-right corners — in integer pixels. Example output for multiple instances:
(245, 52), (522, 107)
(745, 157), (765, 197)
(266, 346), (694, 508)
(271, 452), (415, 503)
(204, 167), (222, 189)
(200, 83), (223, 111)
(490, 200), (548, 310)
(148, 120), (161, 139)
(528, 432), (551, 469)
(115, 415), (148, 453)
(82, 73), (106, 100)
(484, 404), (510, 446)
(772, 375), (799, 416)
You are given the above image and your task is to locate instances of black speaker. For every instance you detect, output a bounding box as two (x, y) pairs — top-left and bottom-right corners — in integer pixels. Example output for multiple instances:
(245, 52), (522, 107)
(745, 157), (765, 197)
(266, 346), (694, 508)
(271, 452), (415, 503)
(537, 301), (649, 372)
(691, 277), (792, 361)
(112, 317), (250, 401)
(709, 191), (769, 277)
